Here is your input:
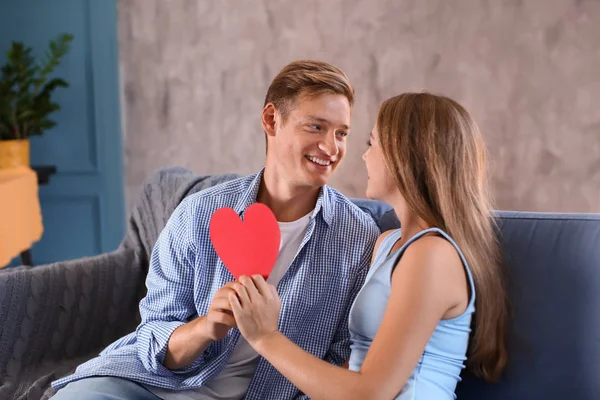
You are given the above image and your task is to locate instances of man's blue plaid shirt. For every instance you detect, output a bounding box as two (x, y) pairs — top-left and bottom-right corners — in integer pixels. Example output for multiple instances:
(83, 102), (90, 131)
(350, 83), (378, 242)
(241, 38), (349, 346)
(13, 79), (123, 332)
(53, 170), (379, 399)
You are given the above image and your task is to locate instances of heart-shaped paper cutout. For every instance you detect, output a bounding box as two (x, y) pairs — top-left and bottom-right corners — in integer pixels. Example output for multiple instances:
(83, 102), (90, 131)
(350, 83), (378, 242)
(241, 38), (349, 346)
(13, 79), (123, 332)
(210, 203), (280, 280)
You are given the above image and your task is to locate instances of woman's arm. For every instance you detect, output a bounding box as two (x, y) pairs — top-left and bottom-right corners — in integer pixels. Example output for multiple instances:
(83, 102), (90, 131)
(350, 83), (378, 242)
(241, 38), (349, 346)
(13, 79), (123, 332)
(230, 235), (467, 400)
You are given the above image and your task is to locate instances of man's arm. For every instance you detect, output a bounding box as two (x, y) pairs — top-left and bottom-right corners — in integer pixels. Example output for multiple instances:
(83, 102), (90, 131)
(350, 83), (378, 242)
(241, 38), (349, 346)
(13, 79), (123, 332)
(162, 316), (212, 370)
(135, 198), (225, 376)
(164, 283), (238, 370)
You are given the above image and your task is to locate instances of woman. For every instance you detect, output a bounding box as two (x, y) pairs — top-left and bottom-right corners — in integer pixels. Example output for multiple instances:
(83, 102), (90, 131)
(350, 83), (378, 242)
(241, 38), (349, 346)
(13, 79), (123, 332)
(228, 92), (508, 399)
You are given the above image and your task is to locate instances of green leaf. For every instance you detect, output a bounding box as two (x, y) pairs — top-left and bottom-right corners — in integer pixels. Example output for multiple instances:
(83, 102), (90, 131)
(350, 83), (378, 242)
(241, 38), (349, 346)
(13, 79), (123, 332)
(0, 33), (73, 139)
(39, 119), (57, 130)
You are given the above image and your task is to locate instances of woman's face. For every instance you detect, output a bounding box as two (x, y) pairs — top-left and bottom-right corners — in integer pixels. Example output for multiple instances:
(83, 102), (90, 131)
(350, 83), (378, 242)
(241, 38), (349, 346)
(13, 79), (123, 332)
(362, 124), (397, 201)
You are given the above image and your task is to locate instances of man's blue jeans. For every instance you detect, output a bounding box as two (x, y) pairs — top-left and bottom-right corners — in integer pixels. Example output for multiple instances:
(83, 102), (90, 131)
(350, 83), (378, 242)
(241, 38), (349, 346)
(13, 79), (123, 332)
(52, 376), (161, 400)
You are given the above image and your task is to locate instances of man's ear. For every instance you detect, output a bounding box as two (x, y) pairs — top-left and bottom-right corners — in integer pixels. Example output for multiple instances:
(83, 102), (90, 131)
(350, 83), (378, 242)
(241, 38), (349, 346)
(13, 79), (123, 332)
(261, 103), (277, 138)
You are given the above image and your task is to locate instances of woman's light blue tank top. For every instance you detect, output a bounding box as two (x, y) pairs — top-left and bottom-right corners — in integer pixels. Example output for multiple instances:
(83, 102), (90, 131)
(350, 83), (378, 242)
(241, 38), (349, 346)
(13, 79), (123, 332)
(347, 228), (476, 400)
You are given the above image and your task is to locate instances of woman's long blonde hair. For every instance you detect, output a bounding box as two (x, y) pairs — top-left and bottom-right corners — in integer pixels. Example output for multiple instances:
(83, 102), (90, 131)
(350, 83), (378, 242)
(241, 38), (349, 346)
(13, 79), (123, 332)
(377, 92), (508, 382)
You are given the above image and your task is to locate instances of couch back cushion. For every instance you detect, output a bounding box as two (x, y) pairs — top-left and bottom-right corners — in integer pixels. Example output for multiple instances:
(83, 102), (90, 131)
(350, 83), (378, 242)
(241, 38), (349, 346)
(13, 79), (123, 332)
(456, 211), (600, 400)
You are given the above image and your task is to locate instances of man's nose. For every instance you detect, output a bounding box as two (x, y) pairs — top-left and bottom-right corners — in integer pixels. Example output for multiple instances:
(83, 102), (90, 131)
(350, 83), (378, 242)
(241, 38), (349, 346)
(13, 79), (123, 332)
(318, 132), (339, 157)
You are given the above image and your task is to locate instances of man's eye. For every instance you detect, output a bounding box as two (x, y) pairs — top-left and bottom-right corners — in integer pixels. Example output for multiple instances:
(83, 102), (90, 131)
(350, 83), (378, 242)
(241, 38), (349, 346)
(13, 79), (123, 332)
(310, 125), (321, 131)
(337, 131), (348, 137)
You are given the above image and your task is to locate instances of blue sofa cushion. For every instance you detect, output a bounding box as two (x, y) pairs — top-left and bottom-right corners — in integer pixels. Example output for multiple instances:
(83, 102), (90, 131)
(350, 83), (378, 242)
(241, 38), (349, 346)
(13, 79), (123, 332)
(456, 211), (600, 400)
(350, 198), (400, 232)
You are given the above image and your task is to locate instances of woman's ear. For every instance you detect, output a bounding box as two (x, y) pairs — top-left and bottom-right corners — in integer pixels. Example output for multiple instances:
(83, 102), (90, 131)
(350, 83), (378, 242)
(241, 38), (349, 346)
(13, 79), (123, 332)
(261, 103), (277, 138)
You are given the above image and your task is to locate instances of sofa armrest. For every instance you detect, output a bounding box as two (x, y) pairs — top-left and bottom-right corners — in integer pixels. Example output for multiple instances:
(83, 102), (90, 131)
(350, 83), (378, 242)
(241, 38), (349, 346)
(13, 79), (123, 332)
(0, 247), (142, 381)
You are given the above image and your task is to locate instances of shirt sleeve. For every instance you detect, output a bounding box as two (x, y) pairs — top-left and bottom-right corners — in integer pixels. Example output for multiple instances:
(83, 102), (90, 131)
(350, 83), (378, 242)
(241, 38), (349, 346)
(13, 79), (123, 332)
(135, 198), (204, 376)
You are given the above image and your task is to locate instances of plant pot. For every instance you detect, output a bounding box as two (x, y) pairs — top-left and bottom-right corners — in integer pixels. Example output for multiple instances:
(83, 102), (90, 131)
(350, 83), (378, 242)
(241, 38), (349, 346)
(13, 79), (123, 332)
(0, 139), (30, 169)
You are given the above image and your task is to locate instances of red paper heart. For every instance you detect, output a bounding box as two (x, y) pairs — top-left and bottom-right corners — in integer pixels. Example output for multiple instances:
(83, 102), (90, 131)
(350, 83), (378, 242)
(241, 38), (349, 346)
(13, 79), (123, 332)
(209, 203), (280, 280)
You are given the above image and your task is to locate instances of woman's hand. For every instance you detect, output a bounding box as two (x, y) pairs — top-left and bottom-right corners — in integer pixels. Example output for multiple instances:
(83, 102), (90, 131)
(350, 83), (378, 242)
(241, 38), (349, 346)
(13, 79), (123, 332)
(229, 274), (282, 347)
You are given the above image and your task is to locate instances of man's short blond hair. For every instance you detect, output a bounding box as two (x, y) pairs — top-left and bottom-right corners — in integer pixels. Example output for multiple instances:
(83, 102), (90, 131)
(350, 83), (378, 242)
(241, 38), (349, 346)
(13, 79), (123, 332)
(264, 60), (354, 121)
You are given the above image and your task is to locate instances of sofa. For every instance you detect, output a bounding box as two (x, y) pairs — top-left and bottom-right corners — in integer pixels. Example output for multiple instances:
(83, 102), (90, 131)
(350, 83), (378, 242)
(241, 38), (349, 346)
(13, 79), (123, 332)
(1, 168), (599, 399)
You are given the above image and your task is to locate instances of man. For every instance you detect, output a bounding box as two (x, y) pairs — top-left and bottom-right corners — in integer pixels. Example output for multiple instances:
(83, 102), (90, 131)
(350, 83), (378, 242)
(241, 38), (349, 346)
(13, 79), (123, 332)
(52, 60), (380, 399)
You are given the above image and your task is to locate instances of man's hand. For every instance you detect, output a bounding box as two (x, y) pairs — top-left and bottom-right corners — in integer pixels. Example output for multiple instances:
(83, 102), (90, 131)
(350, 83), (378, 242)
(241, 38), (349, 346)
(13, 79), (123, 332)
(198, 282), (238, 340)
(163, 282), (238, 370)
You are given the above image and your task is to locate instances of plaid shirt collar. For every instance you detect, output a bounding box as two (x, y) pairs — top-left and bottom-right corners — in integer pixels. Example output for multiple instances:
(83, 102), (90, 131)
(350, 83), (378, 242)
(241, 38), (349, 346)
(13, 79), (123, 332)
(233, 168), (334, 226)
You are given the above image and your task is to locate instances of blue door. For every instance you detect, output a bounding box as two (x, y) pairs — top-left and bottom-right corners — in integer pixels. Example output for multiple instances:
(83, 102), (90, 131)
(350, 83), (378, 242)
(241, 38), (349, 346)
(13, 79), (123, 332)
(0, 0), (125, 265)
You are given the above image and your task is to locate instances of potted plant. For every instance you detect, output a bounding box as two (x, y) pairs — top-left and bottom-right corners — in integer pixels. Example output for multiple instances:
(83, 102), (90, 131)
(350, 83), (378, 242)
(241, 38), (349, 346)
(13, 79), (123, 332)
(0, 33), (73, 169)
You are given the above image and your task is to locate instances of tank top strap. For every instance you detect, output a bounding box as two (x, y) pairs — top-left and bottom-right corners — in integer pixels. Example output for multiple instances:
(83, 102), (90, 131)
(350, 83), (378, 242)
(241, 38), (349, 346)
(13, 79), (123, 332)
(390, 228), (476, 309)
(371, 229), (402, 267)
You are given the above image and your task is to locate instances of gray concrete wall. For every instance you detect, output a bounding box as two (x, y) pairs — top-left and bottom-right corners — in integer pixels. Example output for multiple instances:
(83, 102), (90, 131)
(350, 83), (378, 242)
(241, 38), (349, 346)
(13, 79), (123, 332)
(118, 0), (600, 213)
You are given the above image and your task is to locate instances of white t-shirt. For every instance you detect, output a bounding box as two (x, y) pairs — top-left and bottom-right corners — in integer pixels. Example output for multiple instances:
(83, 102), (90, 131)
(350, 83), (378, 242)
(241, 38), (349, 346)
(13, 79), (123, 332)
(148, 211), (312, 400)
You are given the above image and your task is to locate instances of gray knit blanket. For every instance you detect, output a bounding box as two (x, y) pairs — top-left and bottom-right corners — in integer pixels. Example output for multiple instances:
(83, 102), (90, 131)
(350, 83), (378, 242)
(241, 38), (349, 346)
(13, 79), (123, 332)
(0, 167), (240, 400)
